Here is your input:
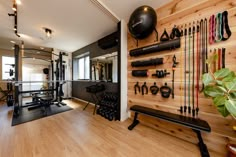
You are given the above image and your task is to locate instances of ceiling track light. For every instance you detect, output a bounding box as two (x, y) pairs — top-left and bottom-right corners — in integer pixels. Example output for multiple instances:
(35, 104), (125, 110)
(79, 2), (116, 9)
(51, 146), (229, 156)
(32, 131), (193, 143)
(8, 0), (20, 37)
(43, 27), (53, 39)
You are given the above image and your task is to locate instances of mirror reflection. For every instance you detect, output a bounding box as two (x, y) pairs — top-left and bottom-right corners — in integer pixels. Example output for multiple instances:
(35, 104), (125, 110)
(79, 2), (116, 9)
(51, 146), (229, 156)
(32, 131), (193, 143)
(91, 52), (117, 83)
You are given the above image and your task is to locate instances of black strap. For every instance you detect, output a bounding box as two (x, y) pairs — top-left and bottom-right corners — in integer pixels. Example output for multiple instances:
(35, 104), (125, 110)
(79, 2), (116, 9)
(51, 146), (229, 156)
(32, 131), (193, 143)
(222, 48), (226, 68)
(221, 11), (231, 41)
(160, 29), (170, 41)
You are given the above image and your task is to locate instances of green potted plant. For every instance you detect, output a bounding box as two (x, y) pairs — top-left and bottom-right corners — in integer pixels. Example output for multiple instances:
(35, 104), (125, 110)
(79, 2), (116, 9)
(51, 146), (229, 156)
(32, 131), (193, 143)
(202, 54), (236, 119)
(202, 54), (236, 156)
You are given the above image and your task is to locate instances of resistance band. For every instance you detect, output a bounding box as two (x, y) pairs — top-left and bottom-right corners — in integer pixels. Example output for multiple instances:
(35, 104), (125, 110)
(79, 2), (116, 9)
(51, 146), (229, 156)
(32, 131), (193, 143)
(188, 26), (191, 114)
(215, 13), (222, 42)
(205, 18), (209, 73)
(192, 24), (195, 117)
(196, 23), (200, 116)
(218, 48), (221, 70)
(180, 29), (184, 113)
(184, 27), (187, 113)
(221, 11), (231, 41)
(209, 15), (215, 44)
(222, 48), (226, 68)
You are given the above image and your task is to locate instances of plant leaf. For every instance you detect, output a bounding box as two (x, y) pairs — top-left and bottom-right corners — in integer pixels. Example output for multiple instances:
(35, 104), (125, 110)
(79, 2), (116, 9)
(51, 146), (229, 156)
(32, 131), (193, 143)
(225, 99), (236, 117)
(216, 105), (230, 117)
(229, 92), (236, 99)
(202, 73), (214, 86)
(213, 96), (226, 107)
(225, 78), (236, 92)
(216, 80), (223, 86)
(204, 86), (225, 97)
(222, 71), (235, 82)
(206, 54), (218, 65)
(214, 68), (230, 79)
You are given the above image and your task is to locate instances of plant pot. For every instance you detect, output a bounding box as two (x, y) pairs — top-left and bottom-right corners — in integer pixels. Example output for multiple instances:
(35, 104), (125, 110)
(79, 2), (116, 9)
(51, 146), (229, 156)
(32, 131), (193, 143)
(227, 144), (236, 157)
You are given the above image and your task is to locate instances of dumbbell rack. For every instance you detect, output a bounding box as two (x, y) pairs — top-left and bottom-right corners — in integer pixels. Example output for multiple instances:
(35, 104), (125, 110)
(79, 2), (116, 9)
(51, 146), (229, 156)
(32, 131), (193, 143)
(97, 92), (118, 121)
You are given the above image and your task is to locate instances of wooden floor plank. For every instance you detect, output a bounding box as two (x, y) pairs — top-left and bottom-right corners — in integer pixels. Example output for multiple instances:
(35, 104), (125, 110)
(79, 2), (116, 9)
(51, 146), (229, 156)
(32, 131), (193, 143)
(0, 99), (221, 157)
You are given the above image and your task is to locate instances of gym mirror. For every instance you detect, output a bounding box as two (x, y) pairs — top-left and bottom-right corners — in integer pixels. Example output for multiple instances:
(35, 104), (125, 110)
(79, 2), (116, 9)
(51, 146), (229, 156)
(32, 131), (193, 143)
(90, 52), (118, 83)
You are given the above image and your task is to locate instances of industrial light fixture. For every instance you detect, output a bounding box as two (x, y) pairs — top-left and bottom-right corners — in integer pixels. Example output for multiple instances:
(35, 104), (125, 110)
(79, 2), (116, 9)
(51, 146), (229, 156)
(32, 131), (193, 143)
(12, 3), (17, 11)
(8, 0), (20, 37)
(43, 27), (53, 39)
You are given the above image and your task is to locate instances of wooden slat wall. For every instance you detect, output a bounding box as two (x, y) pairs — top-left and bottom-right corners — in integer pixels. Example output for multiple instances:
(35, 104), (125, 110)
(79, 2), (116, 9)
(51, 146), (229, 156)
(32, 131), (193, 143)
(127, 0), (236, 156)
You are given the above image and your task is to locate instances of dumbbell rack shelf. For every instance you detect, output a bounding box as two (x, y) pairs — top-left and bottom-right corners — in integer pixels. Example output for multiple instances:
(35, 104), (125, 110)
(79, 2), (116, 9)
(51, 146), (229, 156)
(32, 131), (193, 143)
(97, 92), (118, 121)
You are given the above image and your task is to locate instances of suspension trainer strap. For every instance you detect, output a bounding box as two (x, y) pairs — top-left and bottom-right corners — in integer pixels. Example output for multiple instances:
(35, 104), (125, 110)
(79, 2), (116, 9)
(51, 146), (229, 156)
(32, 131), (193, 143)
(184, 27), (187, 113)
(215, 13), (222, 42)
(221, 11), (231, 41)
(188, 26), (191, 114)
(192, 25), (195, 117)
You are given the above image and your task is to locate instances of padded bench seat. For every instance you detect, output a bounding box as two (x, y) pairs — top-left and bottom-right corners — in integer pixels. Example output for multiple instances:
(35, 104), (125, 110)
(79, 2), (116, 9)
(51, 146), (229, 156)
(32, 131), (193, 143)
(128, 105), (211, 157)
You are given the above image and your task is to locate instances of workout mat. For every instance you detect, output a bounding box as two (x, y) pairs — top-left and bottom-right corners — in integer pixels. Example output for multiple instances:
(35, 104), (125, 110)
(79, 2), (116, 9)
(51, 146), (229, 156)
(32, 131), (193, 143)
(12, 104), (73, 126)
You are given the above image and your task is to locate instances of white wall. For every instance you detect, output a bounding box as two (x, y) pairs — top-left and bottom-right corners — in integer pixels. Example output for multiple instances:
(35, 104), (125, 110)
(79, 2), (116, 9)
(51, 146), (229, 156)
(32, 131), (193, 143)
(120, 20), (128, 121)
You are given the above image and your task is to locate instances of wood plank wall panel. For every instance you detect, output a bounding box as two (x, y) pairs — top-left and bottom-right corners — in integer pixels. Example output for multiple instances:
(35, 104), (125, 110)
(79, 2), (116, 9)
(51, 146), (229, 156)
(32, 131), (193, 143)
(127, 0), (236, 156)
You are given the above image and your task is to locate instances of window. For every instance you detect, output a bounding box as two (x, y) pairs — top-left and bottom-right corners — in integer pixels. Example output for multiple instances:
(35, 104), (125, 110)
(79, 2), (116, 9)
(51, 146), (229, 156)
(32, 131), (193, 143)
(73, 53), (90, 80)
(2, 56), (15, 80)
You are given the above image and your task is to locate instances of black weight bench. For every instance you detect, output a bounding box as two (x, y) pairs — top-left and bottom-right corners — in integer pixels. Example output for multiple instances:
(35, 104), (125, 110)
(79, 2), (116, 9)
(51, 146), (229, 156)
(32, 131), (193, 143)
(128, 105), (211, 157)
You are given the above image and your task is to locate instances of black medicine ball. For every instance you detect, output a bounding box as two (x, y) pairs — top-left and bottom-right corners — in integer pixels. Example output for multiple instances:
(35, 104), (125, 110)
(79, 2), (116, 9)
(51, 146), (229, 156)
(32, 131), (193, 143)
(128, 5), (157, 39)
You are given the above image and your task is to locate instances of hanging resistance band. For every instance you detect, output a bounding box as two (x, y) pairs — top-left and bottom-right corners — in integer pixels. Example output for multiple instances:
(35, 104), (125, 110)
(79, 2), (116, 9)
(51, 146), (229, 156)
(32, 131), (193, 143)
(218, 48), (221, 70)
(184, 27), (187, 113)
(205, 18), (208, 73)
(188, 26), (191, 114)
(200, 19), (205, 92)
(209, 15), (215, 44)
(196, 22), (200, 116)
(192, 24), (195, 117)
(221, 11), (231, 41)
(215, 13), (222, 42)
(222, 48), (226, 68)
(180, 34), (184, 114)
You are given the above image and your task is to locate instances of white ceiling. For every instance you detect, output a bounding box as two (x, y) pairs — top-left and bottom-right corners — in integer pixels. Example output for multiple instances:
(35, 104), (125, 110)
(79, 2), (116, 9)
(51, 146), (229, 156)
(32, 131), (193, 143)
(0, 0), (171, 53)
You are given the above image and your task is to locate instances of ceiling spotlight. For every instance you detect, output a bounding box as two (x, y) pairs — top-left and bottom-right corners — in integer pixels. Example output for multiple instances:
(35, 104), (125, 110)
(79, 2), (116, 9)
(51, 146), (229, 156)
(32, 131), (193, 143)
(10, 40), (16, 43)
(11, 47), (15, 50)
(36, 51), (40, 54)
(40, 47), (44, 50)
(43, 27), (52, 39)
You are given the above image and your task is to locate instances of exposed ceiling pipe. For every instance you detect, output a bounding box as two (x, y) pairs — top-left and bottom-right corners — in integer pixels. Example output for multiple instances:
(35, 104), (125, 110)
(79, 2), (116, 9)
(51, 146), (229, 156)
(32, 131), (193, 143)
(89, 0), (120, 23)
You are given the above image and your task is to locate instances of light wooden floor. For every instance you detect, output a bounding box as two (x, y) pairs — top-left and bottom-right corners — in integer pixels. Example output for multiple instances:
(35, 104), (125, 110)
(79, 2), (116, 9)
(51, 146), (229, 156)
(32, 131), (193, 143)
(0, 99), (220, 157)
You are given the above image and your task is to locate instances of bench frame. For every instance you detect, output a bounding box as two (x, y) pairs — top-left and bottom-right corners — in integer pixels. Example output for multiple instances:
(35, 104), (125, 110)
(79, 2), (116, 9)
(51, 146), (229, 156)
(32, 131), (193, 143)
(128, 109), (210, 157)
